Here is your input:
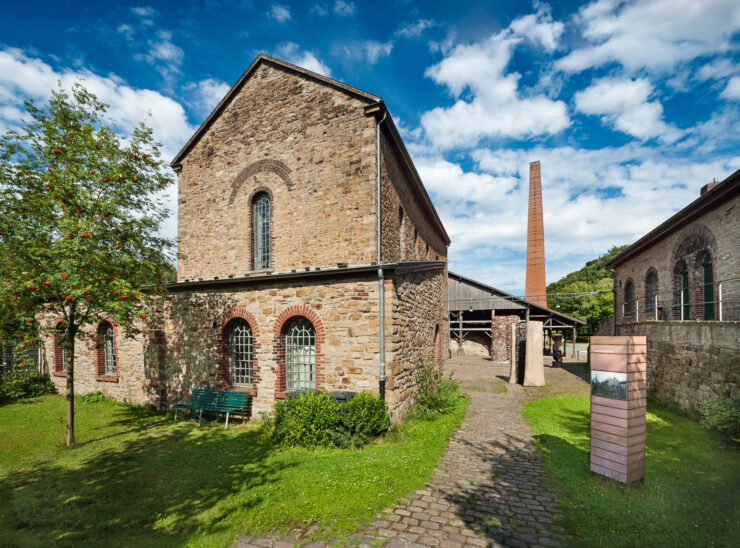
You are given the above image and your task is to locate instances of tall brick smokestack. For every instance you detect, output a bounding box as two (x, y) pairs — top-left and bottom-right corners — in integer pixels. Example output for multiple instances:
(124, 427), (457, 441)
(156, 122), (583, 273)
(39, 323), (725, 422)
(525, 161), (547, 307)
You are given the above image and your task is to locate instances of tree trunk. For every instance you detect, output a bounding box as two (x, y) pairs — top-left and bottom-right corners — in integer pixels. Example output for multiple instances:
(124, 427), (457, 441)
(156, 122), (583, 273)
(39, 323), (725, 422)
(64, 325), (75, 447)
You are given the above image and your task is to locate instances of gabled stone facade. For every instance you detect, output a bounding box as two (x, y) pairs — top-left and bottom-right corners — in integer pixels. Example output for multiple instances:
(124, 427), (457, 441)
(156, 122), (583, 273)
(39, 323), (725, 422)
(41, 54), (451, 420)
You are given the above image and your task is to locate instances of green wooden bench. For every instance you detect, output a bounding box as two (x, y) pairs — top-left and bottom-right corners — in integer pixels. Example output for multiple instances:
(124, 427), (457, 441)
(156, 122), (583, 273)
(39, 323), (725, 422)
(173, 388), (250, 430)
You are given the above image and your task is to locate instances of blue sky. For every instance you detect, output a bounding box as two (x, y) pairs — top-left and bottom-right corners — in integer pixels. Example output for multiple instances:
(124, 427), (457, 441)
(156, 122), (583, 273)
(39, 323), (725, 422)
(1, 0), (739, 294)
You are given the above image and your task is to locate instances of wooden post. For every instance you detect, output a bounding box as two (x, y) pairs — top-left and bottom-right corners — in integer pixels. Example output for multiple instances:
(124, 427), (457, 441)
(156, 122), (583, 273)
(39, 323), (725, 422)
(490, 309), (496, 358)
(457, 311), (463, 355)
(508, 323), (518, 384)
(572, 327), (576, 358)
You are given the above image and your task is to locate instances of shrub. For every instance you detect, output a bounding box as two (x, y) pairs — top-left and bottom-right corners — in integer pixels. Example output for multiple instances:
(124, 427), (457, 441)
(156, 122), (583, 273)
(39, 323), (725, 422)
(266, 391), (340, 448)
(330, 392), (391, 448)
(263, 391), (391, 449)
(81, 391), (106, 404)
(411, 356), (460, 419)
(0, 368), (56, 404)
(699, 397), (740, 440)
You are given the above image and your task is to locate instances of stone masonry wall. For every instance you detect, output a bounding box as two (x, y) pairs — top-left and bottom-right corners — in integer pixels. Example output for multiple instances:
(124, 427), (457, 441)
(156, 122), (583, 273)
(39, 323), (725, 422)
(176, 62), (378, 280)
(157, 275), (382, 416)
(387, 267), (448, 419)
(379, 134), (447, 264)
(613, 192), (739, 323)
(617, 321), (739, 412)
(40, 316), (150, 404)
(491, 315), (519, 362)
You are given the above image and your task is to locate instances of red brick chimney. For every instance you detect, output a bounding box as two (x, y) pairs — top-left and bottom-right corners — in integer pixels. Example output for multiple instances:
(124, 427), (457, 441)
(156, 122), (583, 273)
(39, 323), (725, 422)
(525, 161), (547, 308)
(700, 179), (719, 196)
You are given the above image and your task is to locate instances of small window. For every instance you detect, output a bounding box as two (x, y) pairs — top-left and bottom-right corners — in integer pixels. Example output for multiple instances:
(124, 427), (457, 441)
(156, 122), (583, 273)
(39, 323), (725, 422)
(399, 207), (405, 260)
(624, 280), (634, 315)
(55, 324), (68, 372)
(645, 270), (658, 312)
(285, 317), (316, 391)
(228, 319), (253, 386)
(253, 193), (270, 270)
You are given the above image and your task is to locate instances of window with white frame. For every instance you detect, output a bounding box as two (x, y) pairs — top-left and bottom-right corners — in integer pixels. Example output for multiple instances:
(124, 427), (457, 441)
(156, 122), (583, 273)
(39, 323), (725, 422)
(285, 317), (316, 391)
(228, 319), (253, 386)
(253, 193), (270, 270)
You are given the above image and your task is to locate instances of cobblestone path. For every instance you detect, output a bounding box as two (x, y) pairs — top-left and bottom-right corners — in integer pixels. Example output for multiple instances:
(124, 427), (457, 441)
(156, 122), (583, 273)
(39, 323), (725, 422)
(238, 366), (575, 548)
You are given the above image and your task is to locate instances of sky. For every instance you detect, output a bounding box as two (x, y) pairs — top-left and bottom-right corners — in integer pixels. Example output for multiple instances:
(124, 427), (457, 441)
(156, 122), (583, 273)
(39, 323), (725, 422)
(1, 0), (739, 294)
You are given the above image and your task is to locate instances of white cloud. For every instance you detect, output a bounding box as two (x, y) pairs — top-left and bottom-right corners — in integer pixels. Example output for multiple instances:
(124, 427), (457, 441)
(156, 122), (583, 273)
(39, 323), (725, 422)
(275, 42), (332, 76)
(396, 19), (437, 39)
(574, 77), (682, 142)
(334, 1), (355, 17)
(184, 78), (231, 117)
(143, 30), (184, 66)
(268, 4), (291, 23)
(335, 40), (393, 65)
(721, 76), (740, 100)
(117, 24), (135, 42)
(131, 6), (156, 18)
(557, 0), (740, 72)
(0, 48), (195, 243)
(414, 143), (739, 290)
(697, 58), (738, 81)
(311, 3), (329, 17)
(420, 5), (568, 149)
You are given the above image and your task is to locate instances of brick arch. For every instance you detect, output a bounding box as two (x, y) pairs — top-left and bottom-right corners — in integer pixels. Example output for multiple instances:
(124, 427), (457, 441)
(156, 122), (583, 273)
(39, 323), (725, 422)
(670, 224), (718, 320)
(272, 305), (326, 399)
(217, 307), (261, 395)
(644, 267), (659, 313)
(228, 159), (293, 205)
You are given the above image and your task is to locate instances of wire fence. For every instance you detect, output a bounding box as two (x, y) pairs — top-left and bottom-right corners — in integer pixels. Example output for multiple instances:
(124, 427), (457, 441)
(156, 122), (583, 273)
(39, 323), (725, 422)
(621, 277), (740, 322)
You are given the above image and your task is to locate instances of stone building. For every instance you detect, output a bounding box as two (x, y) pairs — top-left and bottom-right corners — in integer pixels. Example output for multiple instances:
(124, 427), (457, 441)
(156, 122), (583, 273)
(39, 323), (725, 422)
(41, 54), (451, 419)
(605, 169), (739, 411)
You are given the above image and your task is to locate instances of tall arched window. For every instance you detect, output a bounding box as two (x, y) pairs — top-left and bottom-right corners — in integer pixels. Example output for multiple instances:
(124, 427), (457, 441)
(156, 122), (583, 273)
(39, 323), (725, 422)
(96, 322), (117, 376)
(681, 262), (690, 319)
(285, 317), (316, 391)
(702, 253), (714, 320)
(228, 319), (253, 386)
(54, 323), (68, 373)
(253, 193), (270, 270)
(624, 280), (634, 316)
(645, 270), (658, 313)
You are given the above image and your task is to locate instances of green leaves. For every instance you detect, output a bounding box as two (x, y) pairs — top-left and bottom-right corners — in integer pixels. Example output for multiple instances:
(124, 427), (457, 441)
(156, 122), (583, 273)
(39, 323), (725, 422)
(0, 82), (174, 343)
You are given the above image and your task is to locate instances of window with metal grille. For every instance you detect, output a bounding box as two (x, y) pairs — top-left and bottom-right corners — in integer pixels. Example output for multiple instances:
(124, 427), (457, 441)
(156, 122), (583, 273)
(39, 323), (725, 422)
(57, 326), (68, 372)
(253, 193), (270, 270)
(102, 323), (116, 376)
(229, 319), (253, 386)
(702, 254), (714, 320)
(645, 270), (658, 312)
(624, 280), (634, 315)
(285, 317), (316, 391)
(681, 263), (690, 319)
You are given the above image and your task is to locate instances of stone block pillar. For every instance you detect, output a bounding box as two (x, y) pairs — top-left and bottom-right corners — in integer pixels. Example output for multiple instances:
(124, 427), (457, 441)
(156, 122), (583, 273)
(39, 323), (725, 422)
(523, 321), (544, 386)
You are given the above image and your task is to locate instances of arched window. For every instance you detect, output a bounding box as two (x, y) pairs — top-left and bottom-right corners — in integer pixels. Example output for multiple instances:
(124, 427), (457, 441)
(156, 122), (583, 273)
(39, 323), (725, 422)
(253, 193), (270, 270)
(681, 262), (690, 319)
(624, 280), (634, 316)
(96, 322), (116, 376)
(285, 317), (316, 391)
(645, 269), (658, 313)
(702, 253), (714, 320)
(228, 319), (253, 386)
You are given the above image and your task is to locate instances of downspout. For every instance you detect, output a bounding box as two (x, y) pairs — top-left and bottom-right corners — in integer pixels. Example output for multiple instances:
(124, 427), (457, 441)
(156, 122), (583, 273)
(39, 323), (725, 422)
(376, 107), (388, 401)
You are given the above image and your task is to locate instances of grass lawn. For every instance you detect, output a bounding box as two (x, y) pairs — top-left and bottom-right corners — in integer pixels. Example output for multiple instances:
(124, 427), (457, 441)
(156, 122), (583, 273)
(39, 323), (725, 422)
(523, 395), (740, 547)
(0, 394), (467, 547)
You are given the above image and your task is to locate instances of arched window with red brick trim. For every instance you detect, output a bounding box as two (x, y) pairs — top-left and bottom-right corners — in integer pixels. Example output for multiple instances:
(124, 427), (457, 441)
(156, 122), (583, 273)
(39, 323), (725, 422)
(226, 318), (253, 386)
(54, 322), (67, 373)
(285, 317), (316, 391)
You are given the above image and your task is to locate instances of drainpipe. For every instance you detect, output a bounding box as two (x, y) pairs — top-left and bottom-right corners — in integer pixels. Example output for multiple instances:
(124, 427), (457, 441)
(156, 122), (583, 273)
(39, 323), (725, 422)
(376, 107), (388, 401)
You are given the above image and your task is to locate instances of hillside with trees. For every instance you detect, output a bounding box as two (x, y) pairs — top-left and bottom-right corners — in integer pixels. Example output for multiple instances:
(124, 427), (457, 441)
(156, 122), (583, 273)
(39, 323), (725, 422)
(547, 245), (628, 334)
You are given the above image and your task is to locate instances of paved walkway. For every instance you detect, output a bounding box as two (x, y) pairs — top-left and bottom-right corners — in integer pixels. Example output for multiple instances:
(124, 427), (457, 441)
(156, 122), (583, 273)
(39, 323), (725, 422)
(238, 359), (581, 548)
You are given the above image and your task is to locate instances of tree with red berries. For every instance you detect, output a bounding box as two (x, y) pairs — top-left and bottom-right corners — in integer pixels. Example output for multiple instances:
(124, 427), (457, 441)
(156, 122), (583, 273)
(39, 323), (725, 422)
(0, 84), (173, 446)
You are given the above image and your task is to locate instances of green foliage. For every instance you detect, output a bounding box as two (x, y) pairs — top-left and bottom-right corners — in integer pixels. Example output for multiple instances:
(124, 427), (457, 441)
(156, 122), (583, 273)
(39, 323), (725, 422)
(699, 397), (740, 439)
(523, 395), (739, 547)
(0, 83), (175, 443)
(264, 391), (391, 448)
(0, 369), (55, 404)
(411, 356), (461, 419)
(546, 245), (628, 334)
(330, 392), (391, 448)
(81, 390), (106, 404)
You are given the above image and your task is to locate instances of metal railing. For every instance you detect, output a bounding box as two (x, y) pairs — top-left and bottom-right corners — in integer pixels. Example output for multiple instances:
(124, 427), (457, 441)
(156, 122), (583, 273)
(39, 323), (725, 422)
(620, 277), (740, 322)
